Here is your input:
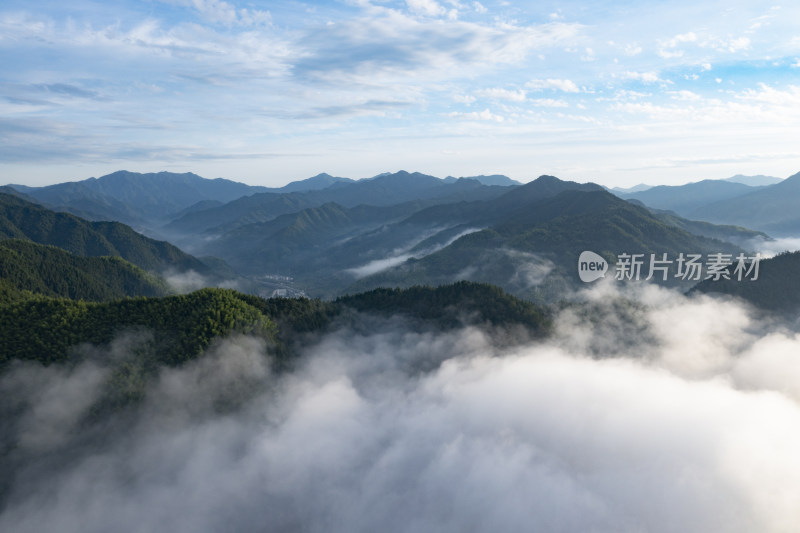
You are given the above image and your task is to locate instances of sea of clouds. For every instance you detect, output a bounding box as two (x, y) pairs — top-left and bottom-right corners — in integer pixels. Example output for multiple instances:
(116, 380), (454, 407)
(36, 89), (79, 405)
(2, 282), (800, 533)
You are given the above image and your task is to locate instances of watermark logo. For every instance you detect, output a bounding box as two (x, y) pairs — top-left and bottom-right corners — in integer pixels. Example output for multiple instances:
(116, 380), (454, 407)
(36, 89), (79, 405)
(578, 251), (761, 283)
(578, 251), (608, 283)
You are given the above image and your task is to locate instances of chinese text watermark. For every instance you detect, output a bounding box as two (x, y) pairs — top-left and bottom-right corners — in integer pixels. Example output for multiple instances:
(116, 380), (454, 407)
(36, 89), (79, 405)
(579, 252), (761, 283)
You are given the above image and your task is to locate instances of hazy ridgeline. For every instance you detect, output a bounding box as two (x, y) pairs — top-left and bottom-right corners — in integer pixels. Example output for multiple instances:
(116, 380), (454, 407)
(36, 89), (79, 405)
(2, 282), (800, 533)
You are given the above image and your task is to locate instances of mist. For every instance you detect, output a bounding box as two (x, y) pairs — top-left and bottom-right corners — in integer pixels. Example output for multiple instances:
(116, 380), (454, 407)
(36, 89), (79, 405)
(348, 227), (482, 278)
(747, 236), (800, 258)
(3, 284), (800, 532)
(162, 269), (241, 293)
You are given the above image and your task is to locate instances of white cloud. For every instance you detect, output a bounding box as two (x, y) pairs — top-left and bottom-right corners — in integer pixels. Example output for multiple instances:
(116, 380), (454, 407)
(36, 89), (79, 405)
(526, 78), (580, 93)
(621, 71), (661, 83)
(657, 32), (697, 58)
(166, 0), (272, 27)
(657, 49), (683, 59)
(453, 94), (476, 104)
(476, 88), (526, 101)
(664, 31), (698, 48)
(8, 286), (800, 531)
(669, 90), (702, 101)
(448, 108), (504, 121)
(737, 83), (800, 107)
(623, 43), (642, 56)
(529, 98), (568, 108)
(406, 0), (447, 17)
(717, 36), (751, 53)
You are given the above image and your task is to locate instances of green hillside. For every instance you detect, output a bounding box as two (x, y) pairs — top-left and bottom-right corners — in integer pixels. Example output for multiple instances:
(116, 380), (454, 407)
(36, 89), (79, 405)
(0, 288), (277, 368)
(337, 281), (551, 333)
(691, 171), (800, 234)
(0, 282), (549, 414)
(0, 192), (209, 274)
(0, 240), (168, 302)
(347, 190), (744, 301)
(692, 251), (800, 311)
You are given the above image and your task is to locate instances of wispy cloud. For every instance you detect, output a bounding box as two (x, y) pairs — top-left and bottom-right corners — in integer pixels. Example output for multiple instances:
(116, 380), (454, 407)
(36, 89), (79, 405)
(2, 0), (800, 186)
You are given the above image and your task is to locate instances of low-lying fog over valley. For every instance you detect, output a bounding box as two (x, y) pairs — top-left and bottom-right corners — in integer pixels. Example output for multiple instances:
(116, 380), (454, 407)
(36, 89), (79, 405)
(4, 283), (800, 533)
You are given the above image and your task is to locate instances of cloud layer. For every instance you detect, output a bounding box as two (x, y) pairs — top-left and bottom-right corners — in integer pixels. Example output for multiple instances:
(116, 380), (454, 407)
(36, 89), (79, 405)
(3, 284), (800, 532)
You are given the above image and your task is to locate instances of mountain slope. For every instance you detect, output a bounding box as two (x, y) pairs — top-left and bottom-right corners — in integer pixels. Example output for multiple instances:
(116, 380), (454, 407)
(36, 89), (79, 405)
(346, 188), (744, 301)
(273, 173), (354, 192)
(648, 210), (767, 245)
(617, 179), (759, 216)
(692, 251), (800, 310)
(403, 175), (603, 227)
(0, 192), (210, 274)
(0, 288), (277, 368)
(0, 240), (169, 302)
(690, 171), (800, 235)
(207, 201), (428, 269)
(10, 171), (271, 224)
(166, 171), (513, 235)
(723, 174), (782, 187)
(447, 174), (521, 186)
(184, 176), (746, 300)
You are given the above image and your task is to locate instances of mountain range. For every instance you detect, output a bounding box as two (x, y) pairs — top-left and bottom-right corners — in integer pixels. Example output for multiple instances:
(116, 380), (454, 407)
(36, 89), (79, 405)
(5, 168), (800, 303)
(612, 172), (800, 235)
(182, 174), (747, 300)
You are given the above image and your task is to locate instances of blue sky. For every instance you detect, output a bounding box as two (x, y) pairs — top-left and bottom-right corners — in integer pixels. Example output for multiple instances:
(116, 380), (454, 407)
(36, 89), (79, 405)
(2, 0), (799, 187)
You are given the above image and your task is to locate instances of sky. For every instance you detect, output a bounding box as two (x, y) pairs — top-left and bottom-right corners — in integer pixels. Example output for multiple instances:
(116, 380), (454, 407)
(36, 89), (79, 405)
(1, 0), (800, 188)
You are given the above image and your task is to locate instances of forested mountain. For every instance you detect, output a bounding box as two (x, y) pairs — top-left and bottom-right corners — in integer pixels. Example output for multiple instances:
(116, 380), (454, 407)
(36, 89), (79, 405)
(2, 170), (778, 306)
(690, 171), (800, 235)
(401, 175), (604, 227)
(272, 172), (354, 192)
(615, 179), (760, 216)
(0, 240), (168, 302)
(9, 171), (271, 224)
(194, 176), (604, 288)
(0, 282), (549, 399)
(165, 171), (514, 234)
(169, 175), (753, 300)
(446, 174), (521, 186)
(638, 206), (768, 244)
(207, 200), (430, 262)
(723, 174), (782, 186)
(692, 251), (800, 310)
(0, 192), (210, 274)
(611, 173), (800, 235)
(337, 281), (550, 333)
(345, 188), (745, 301)
(610, 183), (652, 194)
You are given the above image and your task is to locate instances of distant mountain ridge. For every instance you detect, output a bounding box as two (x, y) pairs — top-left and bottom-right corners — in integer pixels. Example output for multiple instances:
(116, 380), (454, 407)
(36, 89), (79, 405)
(179, 174), (750, 301)
(723, 174), (782, 187)
(694, 171), (800, 235)
(345, 186), (744, 300)
(615, 179), (761, 216)
(8, 171), (271, 225)
(165, 170), (516, 235)
(445, 174), (521, 186)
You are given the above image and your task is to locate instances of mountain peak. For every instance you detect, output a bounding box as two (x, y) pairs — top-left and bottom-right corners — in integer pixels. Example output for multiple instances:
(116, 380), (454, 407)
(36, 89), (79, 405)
(723, 174), (783, 187)
(782, 170), (800, 182)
